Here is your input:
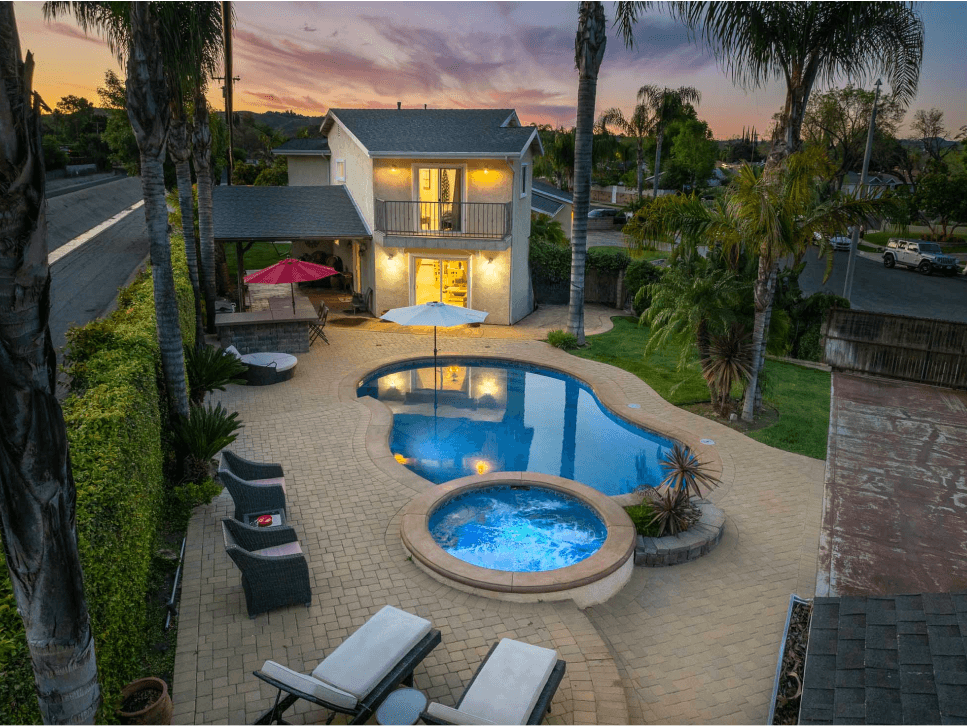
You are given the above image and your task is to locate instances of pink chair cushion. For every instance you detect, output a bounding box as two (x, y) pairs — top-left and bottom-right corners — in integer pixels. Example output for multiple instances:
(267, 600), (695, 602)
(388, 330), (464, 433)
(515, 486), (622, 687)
(251, 477), (286, 494)
(253, 541), (303, 558)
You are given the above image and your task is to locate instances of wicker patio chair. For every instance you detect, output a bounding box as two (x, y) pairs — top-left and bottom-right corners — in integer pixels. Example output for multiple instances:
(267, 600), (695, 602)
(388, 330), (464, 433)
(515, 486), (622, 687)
(218, 451), (286, 521)
(221, 519), (311, 619)
(253, 605), (442, 725)
(421, 639), (566, 725)
(309, 302), (330, 346)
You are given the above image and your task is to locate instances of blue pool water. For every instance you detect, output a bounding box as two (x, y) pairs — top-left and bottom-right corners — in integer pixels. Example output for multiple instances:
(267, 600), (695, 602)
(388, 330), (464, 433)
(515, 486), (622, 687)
(357, 359), (676, 495)
(429, 486), (607, 572)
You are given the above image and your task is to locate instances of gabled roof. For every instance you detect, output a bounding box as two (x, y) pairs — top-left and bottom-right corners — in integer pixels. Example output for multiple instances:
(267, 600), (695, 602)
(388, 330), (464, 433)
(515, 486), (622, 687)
(800, 592), (967, 725)
(531, 193), (564, 217)
(213, 185), (370, 241)
(271, 138), (330, 156)
(321, 109), (542, 158)
(532, 180), (572, 205)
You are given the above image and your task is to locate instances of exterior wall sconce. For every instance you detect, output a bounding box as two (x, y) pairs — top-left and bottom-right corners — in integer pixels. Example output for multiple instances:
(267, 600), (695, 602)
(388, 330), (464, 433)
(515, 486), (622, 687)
(386, 251), (395, 259)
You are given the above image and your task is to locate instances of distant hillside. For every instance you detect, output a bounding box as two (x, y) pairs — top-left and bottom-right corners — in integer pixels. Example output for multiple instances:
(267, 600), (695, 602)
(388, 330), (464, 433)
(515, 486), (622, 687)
(220, 109), (326, 138)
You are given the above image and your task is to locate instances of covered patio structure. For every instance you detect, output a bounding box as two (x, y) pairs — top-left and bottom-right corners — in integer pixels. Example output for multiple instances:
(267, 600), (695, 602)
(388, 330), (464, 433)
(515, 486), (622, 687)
(212, 185), (372, 312)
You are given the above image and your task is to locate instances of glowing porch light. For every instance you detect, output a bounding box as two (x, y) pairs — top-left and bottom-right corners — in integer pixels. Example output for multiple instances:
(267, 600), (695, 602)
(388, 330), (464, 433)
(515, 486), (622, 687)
(475, 459), (490, 475)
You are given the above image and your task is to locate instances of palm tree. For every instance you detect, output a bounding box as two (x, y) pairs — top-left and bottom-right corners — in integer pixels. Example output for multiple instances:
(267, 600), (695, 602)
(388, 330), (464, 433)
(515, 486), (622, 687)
(194, 91), (218, 333)
(637, 85), (701, 198)
(567, 1), (608, 346)
(46, 1), (206, 418)
(0, 4), (100, 722)
(600, 103), (652, 198)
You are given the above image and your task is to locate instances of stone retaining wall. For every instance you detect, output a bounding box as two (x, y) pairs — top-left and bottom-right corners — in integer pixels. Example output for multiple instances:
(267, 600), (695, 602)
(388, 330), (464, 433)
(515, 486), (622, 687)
(217, 321), (309, 354)
(634, 500), (725, 567)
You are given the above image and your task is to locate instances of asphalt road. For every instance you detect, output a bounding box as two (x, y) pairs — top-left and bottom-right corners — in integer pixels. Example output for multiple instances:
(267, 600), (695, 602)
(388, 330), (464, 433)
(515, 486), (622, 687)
(48, 176), (149, 352)
(796, 247), (967, 323)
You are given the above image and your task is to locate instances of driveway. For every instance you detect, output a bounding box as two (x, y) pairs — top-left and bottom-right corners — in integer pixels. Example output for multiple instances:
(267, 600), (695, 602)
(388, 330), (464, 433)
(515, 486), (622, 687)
(797, 247), (967, 322)
(817, 372), (967, 596)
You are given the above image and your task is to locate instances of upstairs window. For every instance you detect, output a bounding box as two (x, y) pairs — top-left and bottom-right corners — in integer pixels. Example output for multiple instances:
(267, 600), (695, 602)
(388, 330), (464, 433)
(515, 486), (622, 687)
(520, 163), (529, 198)
(335, 159), (346, 183)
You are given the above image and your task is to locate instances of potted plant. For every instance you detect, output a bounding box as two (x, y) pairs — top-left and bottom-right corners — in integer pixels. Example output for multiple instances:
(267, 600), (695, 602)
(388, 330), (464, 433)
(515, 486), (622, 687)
(118, 677), (172, 725)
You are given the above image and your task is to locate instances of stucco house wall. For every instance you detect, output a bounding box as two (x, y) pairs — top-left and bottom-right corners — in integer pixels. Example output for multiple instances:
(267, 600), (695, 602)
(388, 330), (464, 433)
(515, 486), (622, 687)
(510, 147), (534, 323)
(328, 123), (376, 302)
(286, 156), (330, 186)
(551, 203), (573, 239)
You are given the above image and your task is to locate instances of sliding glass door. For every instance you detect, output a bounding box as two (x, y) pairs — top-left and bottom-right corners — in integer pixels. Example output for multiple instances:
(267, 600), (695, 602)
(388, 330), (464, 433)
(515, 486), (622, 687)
(413, 257), (469, 308)
(417, 167), (463, 233)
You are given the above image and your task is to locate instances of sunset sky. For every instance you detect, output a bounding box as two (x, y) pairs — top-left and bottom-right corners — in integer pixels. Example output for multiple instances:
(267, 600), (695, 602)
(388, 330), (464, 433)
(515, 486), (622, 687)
(15, 1), (967, 140)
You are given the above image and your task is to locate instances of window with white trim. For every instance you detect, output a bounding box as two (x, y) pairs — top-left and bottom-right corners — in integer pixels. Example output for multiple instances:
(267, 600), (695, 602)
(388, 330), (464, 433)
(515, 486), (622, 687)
(335, 159), (346, 183)
(520, 163), (529, 198)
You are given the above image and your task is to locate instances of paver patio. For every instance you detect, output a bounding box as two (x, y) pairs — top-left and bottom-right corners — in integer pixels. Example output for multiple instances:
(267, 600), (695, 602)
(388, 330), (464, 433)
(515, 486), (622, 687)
(172, 312), (826, 724)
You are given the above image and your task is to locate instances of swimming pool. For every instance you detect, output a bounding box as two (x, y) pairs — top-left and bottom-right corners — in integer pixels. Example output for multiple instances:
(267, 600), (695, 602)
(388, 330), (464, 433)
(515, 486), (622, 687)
(357, 358), (677, 496)
(429, 485), (607, 572)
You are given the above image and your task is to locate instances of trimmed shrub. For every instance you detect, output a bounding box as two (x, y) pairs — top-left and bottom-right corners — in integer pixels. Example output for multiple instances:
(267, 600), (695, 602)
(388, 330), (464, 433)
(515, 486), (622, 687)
(626, 259), (664, 315)
(0, 240), (196, 723)
(547, 329), (579, 349)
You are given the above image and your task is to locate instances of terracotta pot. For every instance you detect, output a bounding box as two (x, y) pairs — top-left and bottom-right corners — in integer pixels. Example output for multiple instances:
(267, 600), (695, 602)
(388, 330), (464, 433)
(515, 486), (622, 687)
(118, 677), (173, 725)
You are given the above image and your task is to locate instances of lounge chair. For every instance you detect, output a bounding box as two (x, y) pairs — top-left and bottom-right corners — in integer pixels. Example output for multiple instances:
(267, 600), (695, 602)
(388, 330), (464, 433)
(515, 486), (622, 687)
(225, 345), (297, 386)
(218, 451), (286, 521)
(421, 639), (566, 725)
(253, 605), (442, 725)
(221, 519), (310, 619)
(309, 302), (329, 346)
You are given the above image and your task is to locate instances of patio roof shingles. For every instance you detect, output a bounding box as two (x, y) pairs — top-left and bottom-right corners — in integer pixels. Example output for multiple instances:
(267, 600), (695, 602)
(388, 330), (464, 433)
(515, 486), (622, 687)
(212, 185), (370, 242)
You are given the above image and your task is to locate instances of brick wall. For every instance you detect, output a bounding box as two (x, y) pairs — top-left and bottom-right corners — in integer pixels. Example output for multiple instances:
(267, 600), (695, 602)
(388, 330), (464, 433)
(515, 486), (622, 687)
(218, 321), (309, 354)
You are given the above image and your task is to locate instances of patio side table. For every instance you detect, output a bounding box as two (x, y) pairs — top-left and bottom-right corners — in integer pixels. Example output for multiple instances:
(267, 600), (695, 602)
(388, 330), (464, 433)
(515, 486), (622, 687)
(375, 687), (427, 726)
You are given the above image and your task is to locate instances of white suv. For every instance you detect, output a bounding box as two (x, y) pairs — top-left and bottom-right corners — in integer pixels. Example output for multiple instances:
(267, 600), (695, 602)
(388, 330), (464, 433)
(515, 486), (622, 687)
(882, 238), (960, 276)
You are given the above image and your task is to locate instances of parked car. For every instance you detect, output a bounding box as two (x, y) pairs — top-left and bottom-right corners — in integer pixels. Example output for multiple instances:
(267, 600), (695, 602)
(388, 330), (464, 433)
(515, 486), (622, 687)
(829, 234), (852, 251)
(882, 238), (960, 276)
(588, 208), (628, 224)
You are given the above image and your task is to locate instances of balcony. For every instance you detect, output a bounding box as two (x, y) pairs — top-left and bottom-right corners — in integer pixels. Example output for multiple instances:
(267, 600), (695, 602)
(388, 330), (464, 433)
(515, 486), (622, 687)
(375, 200), (511, 239)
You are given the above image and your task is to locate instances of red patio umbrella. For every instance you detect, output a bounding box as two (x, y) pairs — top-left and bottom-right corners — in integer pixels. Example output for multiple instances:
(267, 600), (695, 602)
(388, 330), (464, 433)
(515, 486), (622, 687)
(243, 258), (338, 312)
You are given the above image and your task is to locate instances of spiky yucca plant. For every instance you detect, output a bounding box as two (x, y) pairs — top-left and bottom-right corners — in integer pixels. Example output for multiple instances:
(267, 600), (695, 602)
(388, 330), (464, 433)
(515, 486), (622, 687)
(701, 325), (754, 417)
(658, 442), (719, 499)
(646, 488), (697, 537)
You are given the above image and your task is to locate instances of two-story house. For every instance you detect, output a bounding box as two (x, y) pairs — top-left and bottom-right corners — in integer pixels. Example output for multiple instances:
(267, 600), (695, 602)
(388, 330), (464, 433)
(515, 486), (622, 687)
(272, 108), (543, 325)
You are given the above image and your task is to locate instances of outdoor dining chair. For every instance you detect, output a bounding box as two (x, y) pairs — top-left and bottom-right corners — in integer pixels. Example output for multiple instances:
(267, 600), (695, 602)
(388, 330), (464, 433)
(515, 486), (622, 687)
(309, 302), (330, 346)
(420, 638), (566, 725)
(351, 287), (372, 316)
(221, 519), (311, 619)
(252, 605), (442, 725)
(218, 451), (287, 521)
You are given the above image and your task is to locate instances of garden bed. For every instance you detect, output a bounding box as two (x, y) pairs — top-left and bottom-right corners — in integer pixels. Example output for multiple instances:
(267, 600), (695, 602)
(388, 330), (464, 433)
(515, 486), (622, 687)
(633, 500), (725, 567)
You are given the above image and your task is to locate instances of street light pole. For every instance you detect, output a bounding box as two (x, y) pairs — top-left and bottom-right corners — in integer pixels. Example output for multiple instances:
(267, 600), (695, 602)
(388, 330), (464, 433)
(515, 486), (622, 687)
(222, 0), (234, 186)
(843, 79), (882, 302)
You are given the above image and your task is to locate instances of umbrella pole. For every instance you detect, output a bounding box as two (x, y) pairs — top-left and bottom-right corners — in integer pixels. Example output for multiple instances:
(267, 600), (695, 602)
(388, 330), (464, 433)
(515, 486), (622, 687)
(290, 282), (296, 313)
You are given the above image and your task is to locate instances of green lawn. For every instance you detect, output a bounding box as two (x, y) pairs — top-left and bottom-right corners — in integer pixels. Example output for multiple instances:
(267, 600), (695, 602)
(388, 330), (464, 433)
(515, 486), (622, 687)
(571, 316), (831, 459)
(865, 231), (967, 252)
(225, 241), (288, 277)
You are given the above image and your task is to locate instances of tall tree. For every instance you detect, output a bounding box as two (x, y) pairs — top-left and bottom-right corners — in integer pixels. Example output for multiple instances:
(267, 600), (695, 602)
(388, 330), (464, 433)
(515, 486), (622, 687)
(911, 107), (955, 164)
(664, 0), (923, 416)
(0, 4), (100, 722)
(637, 84), (701, 197)
(46, 1), (191, 418)
(601, 103), (652, 198)
(567, 1), (607, 346)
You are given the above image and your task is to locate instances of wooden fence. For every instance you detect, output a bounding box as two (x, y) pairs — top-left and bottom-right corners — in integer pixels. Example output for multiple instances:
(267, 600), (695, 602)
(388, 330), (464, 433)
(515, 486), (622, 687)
(823, 308), (967, 389)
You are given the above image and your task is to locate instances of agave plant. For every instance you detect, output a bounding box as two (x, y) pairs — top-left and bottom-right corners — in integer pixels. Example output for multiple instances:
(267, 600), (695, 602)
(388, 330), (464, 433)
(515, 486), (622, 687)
(701, 325), (754, 418)
(172, 402), (243, 483)
(644, 487), (696, 537)
(184, 344), (248, 405)
(658, 443), (719, 500)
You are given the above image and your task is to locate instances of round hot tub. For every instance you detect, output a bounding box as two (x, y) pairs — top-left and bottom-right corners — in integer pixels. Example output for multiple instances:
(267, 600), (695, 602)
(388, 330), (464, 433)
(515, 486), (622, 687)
(401, 473), (635, 607)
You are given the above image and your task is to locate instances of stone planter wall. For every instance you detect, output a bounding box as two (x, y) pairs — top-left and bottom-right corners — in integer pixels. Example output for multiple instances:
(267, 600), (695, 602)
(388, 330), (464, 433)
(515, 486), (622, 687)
(216, 319), (309, 354)
(634, 500), (725, 567)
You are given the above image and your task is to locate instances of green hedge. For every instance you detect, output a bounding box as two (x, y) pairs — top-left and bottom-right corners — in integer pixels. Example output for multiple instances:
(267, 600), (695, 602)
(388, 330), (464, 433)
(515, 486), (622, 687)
(0, 238), (195, 723)
(529, 239), (631, 283)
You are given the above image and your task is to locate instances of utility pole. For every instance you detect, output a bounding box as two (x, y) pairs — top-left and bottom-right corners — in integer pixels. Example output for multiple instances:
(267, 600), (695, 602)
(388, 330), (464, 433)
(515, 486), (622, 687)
(222, 0), (234, 185)
(843, 78), (882, 303)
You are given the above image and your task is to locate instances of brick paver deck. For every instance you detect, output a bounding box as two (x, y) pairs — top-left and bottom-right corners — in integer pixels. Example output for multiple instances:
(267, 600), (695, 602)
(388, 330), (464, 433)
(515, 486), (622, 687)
(173, 320), (825, 724)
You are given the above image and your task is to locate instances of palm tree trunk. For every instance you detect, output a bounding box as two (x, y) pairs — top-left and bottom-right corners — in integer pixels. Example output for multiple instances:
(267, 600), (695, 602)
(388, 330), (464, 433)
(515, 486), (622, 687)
(169, 116), (205, 348)
(127, 2), (190, 419)
(192, 90), (217, 333)
(636, 138), (643, 199)
(0, 7), (100, 722)
(568, 1), (606, 347)
(741, 258), (778, 422)
(652, 130), (664, 199)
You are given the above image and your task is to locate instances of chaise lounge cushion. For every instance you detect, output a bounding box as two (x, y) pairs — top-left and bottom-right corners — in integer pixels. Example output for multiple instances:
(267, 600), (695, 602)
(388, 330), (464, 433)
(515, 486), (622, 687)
(425, 702), (496, 725)
(253, 541), (303, 558)
(258, 660), (357, 711)
(311, 605), (432, 699)
(250, 476), (286, 494)
(459, 639), (558, 725)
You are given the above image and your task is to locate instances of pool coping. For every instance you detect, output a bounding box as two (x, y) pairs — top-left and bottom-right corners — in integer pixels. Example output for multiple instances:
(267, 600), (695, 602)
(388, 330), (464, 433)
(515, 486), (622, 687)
(337, 351), (726, 502)
(400, 472), (636, 597)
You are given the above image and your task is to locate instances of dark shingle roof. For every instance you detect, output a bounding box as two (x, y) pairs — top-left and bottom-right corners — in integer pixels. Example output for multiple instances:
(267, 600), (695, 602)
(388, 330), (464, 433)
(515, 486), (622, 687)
(326, 109), (539, 156)
(532, 180), (572, 204)
(800, 592), (967, 725)
(272, 138), (330, 155)
(213, 186), (369, 241)
(531, 193), (564, 216)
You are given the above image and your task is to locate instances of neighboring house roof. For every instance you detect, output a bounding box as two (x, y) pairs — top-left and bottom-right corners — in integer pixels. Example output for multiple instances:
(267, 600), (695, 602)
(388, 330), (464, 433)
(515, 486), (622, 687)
(532, 180), (572, 205)
(271, 138), (330, 156)
(799, 592), (967, 725)
(321, 108), (543, 158)
(213, 185), (370, 241)
(531, 194), (564, 217)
